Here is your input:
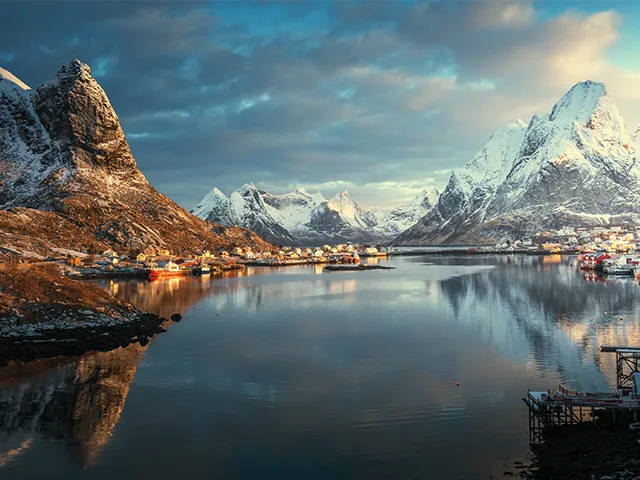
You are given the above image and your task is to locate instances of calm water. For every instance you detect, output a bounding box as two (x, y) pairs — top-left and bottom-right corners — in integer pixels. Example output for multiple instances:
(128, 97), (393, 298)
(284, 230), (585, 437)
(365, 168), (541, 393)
(2, 255), (640, 479)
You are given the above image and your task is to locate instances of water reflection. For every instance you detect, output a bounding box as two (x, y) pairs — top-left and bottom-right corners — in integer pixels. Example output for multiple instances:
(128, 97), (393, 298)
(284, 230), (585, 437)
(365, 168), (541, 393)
(3, 256), (640, 478)
(0, 344), (146, 467)
(434, 255), (640, 391)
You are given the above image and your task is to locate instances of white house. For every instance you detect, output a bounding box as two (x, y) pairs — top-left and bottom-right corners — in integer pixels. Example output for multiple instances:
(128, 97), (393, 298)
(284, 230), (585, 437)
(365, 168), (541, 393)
(313, 250), (324, 258)
(103, 249), (117, 258)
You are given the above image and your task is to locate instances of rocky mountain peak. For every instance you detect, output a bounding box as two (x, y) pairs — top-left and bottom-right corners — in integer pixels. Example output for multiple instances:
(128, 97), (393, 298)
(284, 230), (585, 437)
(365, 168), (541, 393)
(396, 80), (640, 245)
(32, 59), (143, 180)
(53, 59), (92, 84)
(0, 60), (275, 256)
(549, 80), (606, 122)
(547, 80), (626, 140)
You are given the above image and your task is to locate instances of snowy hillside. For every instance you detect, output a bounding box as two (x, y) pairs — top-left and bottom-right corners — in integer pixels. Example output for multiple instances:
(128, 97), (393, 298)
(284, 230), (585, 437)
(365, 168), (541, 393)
(397, 80), (640, 245)
(192, 184), (439, 244)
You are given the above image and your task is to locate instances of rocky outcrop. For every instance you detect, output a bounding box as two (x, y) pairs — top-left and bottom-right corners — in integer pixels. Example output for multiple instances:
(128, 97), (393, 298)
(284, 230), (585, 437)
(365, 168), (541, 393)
(397, 81), (640, 245)
(0, 60), (273, 255)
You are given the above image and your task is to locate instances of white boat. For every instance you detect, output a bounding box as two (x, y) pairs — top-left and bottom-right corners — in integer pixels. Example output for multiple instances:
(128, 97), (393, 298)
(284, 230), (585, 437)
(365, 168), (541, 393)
(193, 263), (211, 275)
(603, 265), (634, 276)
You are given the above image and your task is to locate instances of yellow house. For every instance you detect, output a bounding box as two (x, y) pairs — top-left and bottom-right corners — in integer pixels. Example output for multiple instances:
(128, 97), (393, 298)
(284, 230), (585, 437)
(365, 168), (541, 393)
(541, 243), (562, 251)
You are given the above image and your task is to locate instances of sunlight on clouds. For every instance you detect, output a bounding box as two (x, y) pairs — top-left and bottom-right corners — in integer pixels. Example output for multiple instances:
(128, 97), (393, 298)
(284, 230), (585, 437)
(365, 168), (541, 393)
(546, 11), (621, 86)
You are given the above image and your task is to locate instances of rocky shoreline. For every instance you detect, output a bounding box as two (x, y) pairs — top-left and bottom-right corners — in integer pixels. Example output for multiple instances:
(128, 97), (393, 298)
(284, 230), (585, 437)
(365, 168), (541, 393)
(0, 262), (176, 365)
(0, 311), (170, 366)
(526, 412), (640, 480)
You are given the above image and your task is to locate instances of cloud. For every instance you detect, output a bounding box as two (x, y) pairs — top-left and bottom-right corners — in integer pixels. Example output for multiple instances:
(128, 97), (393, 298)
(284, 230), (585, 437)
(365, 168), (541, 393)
(2, 0), (640, 212)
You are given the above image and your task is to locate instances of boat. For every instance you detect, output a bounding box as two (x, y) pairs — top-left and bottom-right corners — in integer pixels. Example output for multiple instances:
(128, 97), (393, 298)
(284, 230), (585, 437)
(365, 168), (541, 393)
(192, 264), (211, 275)
(603, 265), (634, 276)
(324, 264), (395, 272)
(149, 261), (183, 280)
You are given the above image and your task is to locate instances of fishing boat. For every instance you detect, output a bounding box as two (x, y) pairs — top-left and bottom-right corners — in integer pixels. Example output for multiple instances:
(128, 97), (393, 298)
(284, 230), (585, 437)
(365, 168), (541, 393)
(192, 263), (211, 275)
(149, 261), (183, 280)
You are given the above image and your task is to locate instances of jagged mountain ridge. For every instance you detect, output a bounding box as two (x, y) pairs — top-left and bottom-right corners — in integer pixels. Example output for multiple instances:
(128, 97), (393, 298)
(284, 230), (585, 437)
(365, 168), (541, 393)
(192, 184), (440, 244)
(397, 80), (640, 245)
(0, 60), (273, 256)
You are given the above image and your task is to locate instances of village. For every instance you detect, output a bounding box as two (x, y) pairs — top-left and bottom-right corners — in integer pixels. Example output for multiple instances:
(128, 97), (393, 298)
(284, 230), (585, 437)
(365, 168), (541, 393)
(6, 224), (640, 281)
(50, 242), (391, 280)
(526, 224), (640, 254)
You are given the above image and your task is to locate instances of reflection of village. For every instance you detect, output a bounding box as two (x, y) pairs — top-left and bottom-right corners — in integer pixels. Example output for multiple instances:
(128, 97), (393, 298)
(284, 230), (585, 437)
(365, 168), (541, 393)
(0, 344), (147, 468)
(105, 263), (361, 318)
(429, 255), (640, 392)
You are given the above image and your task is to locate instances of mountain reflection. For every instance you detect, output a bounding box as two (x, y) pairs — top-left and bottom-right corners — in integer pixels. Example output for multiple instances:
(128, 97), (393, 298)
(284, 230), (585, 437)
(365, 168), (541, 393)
(435, 255), (640, 391)
(0, 344), (146, 467)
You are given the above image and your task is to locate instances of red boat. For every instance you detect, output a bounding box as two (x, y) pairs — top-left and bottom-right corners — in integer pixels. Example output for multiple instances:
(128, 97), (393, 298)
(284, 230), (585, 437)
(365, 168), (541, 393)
(149, 261), (183, 280)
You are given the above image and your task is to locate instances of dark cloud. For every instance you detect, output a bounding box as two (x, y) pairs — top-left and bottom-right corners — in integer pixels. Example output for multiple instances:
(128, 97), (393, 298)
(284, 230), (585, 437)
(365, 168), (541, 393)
(1, 1), (638, 210)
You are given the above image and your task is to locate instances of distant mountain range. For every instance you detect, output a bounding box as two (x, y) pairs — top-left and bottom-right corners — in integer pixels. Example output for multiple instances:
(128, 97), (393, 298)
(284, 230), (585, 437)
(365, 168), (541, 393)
(397, 80), (640, 245)
(0, 60), (272, 256)
(192, 184), (440, 244)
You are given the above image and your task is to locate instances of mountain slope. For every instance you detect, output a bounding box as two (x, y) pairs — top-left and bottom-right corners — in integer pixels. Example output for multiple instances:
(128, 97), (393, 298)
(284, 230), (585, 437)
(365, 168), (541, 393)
(0, 60), (273, 256)
(397, 80), (640, 245)
(193, 184), (440, 244)
(385, 187), (440, 235)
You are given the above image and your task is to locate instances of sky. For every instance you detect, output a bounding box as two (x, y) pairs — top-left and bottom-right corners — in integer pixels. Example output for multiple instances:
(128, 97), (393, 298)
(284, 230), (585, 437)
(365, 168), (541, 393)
(2, 0), (640, 211)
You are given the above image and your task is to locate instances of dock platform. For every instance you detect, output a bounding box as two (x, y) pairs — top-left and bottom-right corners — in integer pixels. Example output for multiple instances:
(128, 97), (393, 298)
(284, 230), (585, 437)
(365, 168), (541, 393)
(524, 346), (640, 444)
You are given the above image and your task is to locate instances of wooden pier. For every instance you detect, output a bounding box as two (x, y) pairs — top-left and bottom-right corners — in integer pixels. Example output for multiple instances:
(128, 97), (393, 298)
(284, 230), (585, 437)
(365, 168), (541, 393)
(524, 346), (640, 444)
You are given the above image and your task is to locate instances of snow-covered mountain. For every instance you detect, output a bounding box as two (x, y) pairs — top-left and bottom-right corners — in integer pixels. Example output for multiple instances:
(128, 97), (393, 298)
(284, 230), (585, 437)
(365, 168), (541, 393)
(192, 184), (439, 244)
(0, 60), (273, 255)
(385, 187), (440, 235)
(397, 80), (640, 245)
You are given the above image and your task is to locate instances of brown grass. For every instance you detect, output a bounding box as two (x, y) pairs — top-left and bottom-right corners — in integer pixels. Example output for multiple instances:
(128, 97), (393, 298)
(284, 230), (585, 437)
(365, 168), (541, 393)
(0, 263), (131, 322)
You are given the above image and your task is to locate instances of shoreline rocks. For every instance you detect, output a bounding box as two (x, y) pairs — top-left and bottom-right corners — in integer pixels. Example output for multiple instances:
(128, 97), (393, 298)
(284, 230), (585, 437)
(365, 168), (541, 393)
(0, 312), (169, 366)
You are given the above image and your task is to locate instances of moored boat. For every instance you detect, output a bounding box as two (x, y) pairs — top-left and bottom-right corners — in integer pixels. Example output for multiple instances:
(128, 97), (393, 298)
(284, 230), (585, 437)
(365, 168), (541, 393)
(149, 261), (183, 280)
(192, 264), (211, 275)
(603, 265), (634, 276)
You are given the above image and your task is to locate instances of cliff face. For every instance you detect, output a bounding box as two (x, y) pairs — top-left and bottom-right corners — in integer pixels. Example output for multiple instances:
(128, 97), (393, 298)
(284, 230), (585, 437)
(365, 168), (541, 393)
(0, 60), (273, 256)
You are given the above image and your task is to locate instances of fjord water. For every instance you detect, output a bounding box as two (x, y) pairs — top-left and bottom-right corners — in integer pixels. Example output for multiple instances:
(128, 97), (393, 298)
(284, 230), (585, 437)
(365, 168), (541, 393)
(1, 255), (639, 479)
